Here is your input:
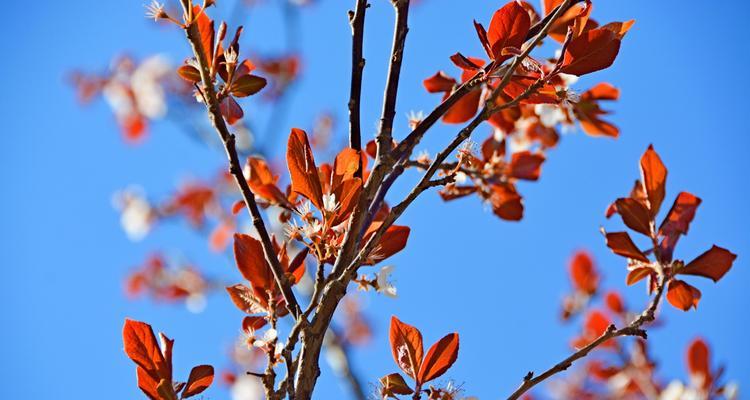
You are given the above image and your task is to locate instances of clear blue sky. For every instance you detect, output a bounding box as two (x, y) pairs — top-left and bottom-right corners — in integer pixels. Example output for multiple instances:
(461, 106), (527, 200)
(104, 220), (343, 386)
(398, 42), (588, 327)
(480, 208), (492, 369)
(2, 0), (748, 399)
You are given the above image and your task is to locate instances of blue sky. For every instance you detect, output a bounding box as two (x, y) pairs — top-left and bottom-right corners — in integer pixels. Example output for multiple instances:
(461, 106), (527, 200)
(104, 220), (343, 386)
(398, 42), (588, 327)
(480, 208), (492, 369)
(2, 0), (749, 399)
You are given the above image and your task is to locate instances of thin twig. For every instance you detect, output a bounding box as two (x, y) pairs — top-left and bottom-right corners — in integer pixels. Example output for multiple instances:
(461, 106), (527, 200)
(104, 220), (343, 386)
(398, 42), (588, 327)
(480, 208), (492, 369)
(348, 0), (368, 178)
(178, 0), (303, 319)
(506, 277), (668, 400)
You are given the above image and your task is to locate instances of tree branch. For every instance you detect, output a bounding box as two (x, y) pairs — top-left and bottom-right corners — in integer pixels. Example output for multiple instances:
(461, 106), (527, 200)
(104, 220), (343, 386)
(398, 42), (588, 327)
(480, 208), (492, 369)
(505, 276), (668, 400)
(348, 0), (368, 177)
(376, 0), (410, 158)
(178, 0), (303, 319)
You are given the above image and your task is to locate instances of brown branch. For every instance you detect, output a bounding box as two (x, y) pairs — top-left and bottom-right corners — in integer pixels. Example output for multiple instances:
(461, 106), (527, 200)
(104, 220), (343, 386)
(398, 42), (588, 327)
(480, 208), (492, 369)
(506, 276), (668, 400)
(178, 0), (303, 319)
(376, 0), (410, 157)
(348, 0), (368, 178)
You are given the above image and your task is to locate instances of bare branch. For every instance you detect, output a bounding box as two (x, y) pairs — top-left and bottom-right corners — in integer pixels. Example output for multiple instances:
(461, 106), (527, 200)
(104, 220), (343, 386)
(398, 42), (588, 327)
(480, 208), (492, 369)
(376, 0), (410, 158)
(348, 0), (368, 178)
(506, 276), (668, 400)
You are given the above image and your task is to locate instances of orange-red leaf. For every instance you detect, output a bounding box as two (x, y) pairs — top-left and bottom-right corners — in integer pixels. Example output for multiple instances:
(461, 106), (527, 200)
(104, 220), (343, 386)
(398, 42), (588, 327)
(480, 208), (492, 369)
(487, 2), (531, 62)
(287, 128), (324, 210)
(659, 192), (701, 240)
(136, 366), (161, 400)
(490, 183), (523, 221)
(640, 145), (667, 217)
(193, 6), (215, 66)
(417, 333), (459, 384)
(614, 197), (652, 236)
(569, 251), (598, 294)
(379, 372), (414, 396)
(226, 284), (266, 314)
(183, 365), (214, 398)
(680, 245), (736, 282)
(231, 74), (267, 97)
(509, 151), (545, 181)
(686, 338), (712, 389)
(389, 316), (424, 380)
(604, 231), (648, 262)
(177, 65), (202, 83)
(560, 28), (621, 76)
(233, 233), (272, 290)
(423, 72), (456, 93)
(666, 279), (701, 311)
(600, 20), (635, 39)
(123, 319), (169, 383)
(442, 88), (482, 124)
(626, 267), (653, 286)
(220, 96), (244, 125)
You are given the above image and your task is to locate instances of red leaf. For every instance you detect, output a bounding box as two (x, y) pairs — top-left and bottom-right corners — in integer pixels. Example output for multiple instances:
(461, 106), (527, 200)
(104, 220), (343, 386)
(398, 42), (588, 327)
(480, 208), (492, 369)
(509, 151), (545, 181)
(442, 88), (482, 124)
(658, 192), (701, 262)
(626, 267), (653, 286)
(233, 234), (272, 292)
(177, 65), (202, 83)
(600, 20), (635, 39)
(560, 28), (621, 76)
(604, 231), (648, 262)
(287, 128), (324, 210)
(581, 83), (620, 102)
(379, 373), (414, 396)
(136, 366), (161, 400)
(666, 279), (701, 311)
(226, 284), (266, 314)
(640, 145), (667, 217)
(490, 183), (523, 221)
(614, 198), (652, 236)
(423, 72), (456, 93)
(193, 5), (215, 66)
(569, 251), (598, 294)
(389, 316), (424, 380)
(417, 333), (459, 384)
(364, 225), (410, 265)
(686, 338), (712, 389)
(604, 291), (624, 314)
(220, 96), (244, 125)
(231, 74), (267, 97)
(487, 2), (531, 62)
(183, 365), (214, 398)
(123, 319), (169, 383)
(679, 245), (736, 282)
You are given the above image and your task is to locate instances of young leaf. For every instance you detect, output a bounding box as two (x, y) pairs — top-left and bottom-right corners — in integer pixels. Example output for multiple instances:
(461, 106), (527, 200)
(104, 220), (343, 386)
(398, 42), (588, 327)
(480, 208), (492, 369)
(509, 151), (545, 181)
(614, 198), (652, 236)
(389, 316), (424, 380)
(487, 2), (531, 62)
(233, 233), (272, 291)
(659, 192), (701, 239)
(417, 333), (459, 384)
(423, 72), (456, 93)
(604, 231), (649, 262)
(686, 338), (712, 387)
(182, 365), (215, 398)
(666, 279), (701, 311)
(679, 245), (736, 282)
(123, 319), (169, 382)
(287, 128), (324, 210)
(379, 373), (414, 396)
(231, 75), (267, 97)
(569, 251), (598, 294)
(625, 267), (653, 286)
(640, 145), (667, 217)
(560, 28), (621, 76)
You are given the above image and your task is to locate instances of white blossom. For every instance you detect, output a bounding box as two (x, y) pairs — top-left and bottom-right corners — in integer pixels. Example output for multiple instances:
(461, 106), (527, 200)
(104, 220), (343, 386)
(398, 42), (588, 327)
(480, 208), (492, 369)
(375, 265), (398, 298)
